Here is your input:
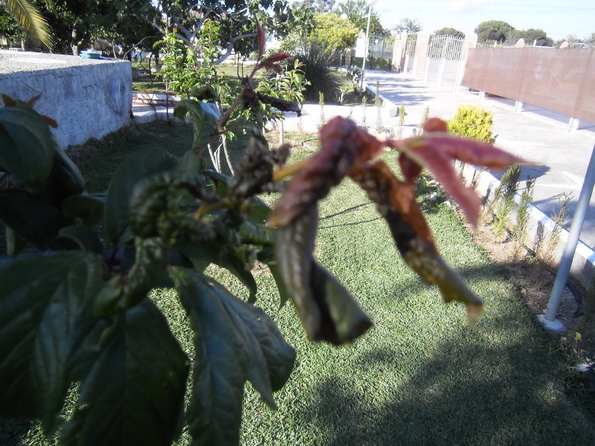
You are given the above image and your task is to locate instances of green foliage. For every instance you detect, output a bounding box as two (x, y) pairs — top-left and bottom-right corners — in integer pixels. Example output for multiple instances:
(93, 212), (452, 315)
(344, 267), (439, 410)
(394, 17), (422, 34)
(351, 56), (392, 71)
(448, 105), (496, 144)
(492, 165), (521, 240)
(513, 28), (554, 47)
(0, 34), (525, 444)
(156, 24), (307, 172)
(0, 95), (296, 445)
(512, 176), (535, 256)
(474, 20), (515, 44)
(296, 41), (341, 101)
(312, 12), (359, 51)
(434, 27), (465, 38)
(337, 0), (387, 35)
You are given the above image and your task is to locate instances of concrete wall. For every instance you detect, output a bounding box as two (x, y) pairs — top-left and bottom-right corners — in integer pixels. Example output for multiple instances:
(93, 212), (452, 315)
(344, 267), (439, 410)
(0, 50), (131, 147)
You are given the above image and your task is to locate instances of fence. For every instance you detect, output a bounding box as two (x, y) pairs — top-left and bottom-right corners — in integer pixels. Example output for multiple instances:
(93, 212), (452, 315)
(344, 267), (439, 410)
(403, 36), (417, 73)
(423, 35), (466, 87)
(463, 47), (595, 125)
(368, 34), (393, 60)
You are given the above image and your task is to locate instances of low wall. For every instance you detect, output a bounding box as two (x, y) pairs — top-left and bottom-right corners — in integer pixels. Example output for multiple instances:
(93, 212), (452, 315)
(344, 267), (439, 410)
(0, 50), (131, 147)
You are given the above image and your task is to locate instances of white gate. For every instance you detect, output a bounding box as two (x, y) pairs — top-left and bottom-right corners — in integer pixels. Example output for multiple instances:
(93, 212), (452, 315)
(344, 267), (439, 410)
(423, 35), (465, 87)
(403, 36), (417, 73)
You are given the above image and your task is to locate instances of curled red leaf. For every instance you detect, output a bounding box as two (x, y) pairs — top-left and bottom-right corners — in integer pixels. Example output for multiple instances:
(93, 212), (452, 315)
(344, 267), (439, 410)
(261, 52), (292, 64)
(349, 160), (436, 252)
(388, 132), (526, 227)
(269, 117), (381, 228)
(349, 160), (483, 321)
(423, 117), (448, 133)
(257, 23), (266, 60)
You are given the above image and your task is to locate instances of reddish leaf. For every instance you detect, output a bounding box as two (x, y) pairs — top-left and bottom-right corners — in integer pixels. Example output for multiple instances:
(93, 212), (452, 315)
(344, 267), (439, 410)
(423, 117), (448, 133)
(417, 134), (524, 170)
(259, 53), (292, 73)
(257, 23), (266, 60)
(269, 117), (381, 228)
(349, 160), (436, 252)
(349, 160), (483, 321)
(398, 153), (422, 184)
(396, 141), (482, 226)
(261, 52), (291, 64)
(388, 132), (525, 227)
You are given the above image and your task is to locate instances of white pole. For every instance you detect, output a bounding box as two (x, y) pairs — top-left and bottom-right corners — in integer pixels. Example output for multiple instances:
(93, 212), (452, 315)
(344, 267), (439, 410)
(359, 4), (373, 97)
(539, 144), (595, 330)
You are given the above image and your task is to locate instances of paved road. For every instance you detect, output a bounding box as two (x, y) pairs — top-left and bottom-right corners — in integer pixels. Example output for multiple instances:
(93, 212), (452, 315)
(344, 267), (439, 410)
(281, 71), (595, 249)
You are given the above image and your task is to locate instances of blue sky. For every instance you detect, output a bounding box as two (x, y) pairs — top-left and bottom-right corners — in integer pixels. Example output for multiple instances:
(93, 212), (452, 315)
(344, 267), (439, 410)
(350, 0), (595, 41)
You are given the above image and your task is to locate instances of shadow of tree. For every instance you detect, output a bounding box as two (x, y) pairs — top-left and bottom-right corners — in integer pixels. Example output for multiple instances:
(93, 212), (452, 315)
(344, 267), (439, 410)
(290, 263), (595, 446)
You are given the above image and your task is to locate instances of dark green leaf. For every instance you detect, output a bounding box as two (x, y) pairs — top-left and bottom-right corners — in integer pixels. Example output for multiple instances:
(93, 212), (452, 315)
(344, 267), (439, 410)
(201, 169), (231, 197)
(0, 190), (68, 248)
(171, 149), (204, 175)
(310, 261), (373, 345)
(57, 226), (103, 253)
(275, 207), (372, 345)
(0, 252), (103, 432)
(180, 242), (258, 302)
(44, 144), (86, 204)
(61, 300), (189, 446)
(62, 194), (104, 227)
(171, 268), (295, 446)
(5, 226), (27, 255)
(105, 148), (178, 245)
(0, 107), (54, 191)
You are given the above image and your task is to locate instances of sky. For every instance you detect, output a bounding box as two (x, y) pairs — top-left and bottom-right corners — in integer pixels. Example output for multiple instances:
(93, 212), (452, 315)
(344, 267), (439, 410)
(344, 0), (595, 41)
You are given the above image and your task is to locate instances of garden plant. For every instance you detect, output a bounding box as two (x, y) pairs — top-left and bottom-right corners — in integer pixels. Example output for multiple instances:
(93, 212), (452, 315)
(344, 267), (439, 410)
(0, 26), (525, 446)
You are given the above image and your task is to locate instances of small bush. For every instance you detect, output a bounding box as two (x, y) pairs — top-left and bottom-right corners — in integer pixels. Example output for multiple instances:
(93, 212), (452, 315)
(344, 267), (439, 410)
(448, 105), (496, 144)
(351, 56), (392, 71)
(296, 42), (340, 102)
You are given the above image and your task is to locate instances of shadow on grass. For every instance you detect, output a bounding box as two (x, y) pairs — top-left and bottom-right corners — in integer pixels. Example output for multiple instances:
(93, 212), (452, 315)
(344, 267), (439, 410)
(293, 263), (595, 445)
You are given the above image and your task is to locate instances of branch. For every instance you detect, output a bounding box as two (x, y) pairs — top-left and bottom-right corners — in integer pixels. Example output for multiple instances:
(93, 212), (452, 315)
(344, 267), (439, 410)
(214, 32), (256, 65)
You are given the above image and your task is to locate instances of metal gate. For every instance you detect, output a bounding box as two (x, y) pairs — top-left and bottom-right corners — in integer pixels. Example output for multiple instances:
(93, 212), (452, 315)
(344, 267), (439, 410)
(403, 36), (417, 73)
(424, 35), (465, 87)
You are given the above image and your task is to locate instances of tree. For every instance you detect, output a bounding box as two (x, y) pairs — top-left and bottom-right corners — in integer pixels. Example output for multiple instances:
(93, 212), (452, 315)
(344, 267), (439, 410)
(28, 0), (159, 55)
(336, 0), (387, 37)
(394, 17), (422, 35)
(312, 12), (359, 51)
(434, 27), (465, 39)
(516, 28), (553, 47)
(299, 0), (336, 13)
(474, 20), (515, 44)
(0, 54), (523, 444)
(149, 0), (293, 63)
(1, 0), (51, 47)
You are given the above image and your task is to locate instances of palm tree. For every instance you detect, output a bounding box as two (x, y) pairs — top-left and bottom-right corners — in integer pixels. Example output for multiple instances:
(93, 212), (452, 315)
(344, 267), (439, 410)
(3, 0), (52, 47)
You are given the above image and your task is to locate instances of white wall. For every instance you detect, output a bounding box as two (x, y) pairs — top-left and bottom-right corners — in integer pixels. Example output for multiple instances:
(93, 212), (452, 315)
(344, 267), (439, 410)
(0, 50), (131, 147)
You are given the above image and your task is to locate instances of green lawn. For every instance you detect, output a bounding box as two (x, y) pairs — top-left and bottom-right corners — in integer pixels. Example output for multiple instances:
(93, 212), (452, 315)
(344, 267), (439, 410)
(3, 121), (595, 445)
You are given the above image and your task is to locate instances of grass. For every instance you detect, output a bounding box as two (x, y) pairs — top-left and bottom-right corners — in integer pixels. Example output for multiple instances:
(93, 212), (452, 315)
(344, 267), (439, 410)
(3, 121), (595, 445)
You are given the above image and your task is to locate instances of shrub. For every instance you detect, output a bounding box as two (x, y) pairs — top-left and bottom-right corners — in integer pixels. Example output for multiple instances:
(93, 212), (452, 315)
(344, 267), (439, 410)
(448, 105), (496, 144)
(295, 41), (340, 102)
